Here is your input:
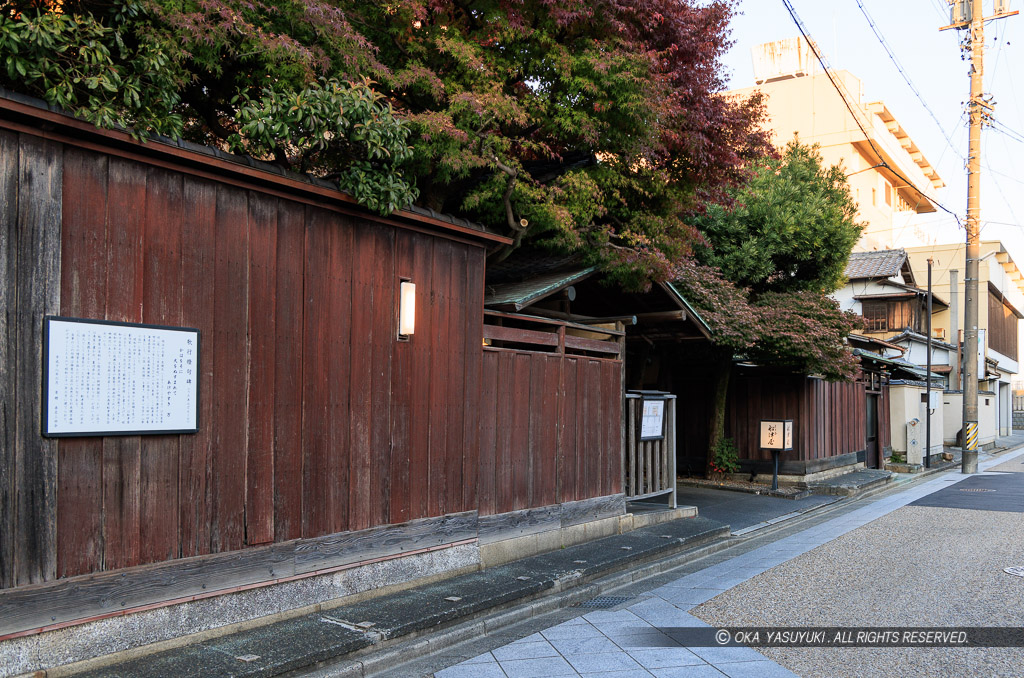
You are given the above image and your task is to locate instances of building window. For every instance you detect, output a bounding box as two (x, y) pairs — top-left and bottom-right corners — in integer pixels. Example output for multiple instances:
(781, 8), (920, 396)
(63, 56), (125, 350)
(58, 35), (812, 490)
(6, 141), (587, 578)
(884, 181), (892, 206)
(872, 188), (877, 206)
(862, 300), (887, 332)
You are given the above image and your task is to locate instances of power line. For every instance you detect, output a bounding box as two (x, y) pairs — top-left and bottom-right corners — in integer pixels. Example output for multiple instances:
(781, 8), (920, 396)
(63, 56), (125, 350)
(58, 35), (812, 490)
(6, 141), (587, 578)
(778, 0), (964, 226)
(854, 0), (964, 163)
(991, 118), (1024, 144)
(852, 3), (1023, 236)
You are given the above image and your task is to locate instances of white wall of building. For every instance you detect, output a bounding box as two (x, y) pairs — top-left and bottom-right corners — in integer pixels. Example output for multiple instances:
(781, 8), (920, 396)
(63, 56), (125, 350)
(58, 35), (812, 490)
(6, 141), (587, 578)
(889, 383), (943, 461)
(981, 390), (997, 446)
(834, 278), (904, 314)
(943, 391), (962, 445)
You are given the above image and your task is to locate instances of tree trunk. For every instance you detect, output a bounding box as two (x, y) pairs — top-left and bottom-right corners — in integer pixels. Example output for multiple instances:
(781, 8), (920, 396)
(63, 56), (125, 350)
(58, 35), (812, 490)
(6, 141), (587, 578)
(706, 351), (732, 476)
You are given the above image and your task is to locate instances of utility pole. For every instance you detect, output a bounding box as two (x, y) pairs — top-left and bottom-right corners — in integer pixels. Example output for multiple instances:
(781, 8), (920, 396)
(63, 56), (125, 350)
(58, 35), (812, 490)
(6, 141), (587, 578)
(927, 258), (933, 469)
(942, 0), (1017, 473)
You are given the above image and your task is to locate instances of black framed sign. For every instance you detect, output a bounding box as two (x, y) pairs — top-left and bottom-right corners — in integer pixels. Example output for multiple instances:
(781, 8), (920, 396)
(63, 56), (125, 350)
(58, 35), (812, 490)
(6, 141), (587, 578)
(42, 316), (200, 437)
(640, 398), (666, 441)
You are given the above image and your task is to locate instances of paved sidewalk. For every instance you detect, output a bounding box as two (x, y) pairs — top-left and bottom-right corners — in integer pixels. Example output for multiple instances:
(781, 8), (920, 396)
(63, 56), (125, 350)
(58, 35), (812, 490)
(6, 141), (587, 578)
(673, 486), (838, 535)
(434, 446), (1024, 678)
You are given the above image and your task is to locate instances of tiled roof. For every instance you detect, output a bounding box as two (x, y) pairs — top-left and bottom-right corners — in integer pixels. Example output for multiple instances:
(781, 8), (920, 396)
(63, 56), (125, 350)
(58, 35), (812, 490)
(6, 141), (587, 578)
(844, 249), (907, 280)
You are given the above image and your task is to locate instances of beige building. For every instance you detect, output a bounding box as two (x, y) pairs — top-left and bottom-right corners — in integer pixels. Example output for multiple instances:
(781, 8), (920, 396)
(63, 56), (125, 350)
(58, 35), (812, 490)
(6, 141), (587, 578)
(904, 242), (1024, 439)
(728, 38), (945, 252)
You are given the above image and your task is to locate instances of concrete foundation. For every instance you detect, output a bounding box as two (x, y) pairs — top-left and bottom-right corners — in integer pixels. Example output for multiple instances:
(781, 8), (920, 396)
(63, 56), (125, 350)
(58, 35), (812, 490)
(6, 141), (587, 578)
(479, 507), (695, 568)
(1, 503), (690, 677)
(736, 461), (865, 488)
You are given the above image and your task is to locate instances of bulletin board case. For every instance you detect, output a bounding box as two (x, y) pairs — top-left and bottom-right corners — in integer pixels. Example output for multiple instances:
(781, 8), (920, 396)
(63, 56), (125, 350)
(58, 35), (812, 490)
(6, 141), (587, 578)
(41, 316), (201, 437)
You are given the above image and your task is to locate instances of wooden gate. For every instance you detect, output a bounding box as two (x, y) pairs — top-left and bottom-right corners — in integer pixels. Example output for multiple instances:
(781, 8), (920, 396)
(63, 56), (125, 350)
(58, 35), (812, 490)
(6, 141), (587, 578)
(624, 392), (677, 506)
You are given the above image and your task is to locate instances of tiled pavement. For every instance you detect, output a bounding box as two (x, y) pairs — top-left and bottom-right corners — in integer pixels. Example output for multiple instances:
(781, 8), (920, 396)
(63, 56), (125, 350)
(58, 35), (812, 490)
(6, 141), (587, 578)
(434, 445), (1024, 678)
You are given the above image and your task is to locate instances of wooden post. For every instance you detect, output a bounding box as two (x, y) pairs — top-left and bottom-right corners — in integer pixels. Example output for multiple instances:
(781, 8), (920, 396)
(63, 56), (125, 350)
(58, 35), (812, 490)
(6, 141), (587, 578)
(12, 135), (62, 586)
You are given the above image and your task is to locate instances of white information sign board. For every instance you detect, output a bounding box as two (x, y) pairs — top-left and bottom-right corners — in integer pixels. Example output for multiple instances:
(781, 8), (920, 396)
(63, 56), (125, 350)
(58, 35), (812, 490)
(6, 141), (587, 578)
(43, 317), (200, 436)
(759, 419), (793, 451)
(640, 399), (666, 440)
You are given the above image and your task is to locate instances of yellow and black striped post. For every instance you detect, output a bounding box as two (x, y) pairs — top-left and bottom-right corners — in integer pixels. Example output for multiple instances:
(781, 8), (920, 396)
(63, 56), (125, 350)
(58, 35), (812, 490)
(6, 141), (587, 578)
(965, 422), (979, 454)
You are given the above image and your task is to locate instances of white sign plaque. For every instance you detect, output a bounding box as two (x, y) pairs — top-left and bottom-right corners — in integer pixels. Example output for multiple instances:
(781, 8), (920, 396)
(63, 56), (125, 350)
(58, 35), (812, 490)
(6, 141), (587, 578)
(640, 399), (666, 440)
(760, 419), (794, 451)
(43, 316), (200, 436)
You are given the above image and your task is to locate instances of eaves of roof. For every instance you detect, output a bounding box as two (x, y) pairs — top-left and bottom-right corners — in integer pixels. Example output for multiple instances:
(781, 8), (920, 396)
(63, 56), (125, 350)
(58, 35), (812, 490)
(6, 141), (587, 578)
(484, 267), (598, 311)
(852, 348), (944, 380)
(665, 282), (712, 339)
(0, 87), (511, 246)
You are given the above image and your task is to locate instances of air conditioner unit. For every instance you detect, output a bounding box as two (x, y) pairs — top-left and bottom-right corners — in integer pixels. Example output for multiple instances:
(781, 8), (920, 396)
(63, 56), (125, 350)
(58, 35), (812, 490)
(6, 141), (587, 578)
(933, 328), (946, 340)
(994, 0), (1011, 15)
(952, 0), (973, 23)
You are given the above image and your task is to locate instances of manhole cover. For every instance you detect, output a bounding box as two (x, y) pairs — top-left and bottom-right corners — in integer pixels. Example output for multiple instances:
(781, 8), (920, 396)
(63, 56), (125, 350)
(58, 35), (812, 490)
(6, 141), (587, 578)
(573, 596), (632, 609)
(1004, 567), (1024, 578)
(959, 488), (997, 492)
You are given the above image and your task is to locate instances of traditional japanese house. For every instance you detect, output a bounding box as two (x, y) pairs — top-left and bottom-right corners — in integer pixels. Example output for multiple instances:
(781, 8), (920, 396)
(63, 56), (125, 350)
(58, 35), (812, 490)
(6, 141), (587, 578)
(835, 249), (948, 339)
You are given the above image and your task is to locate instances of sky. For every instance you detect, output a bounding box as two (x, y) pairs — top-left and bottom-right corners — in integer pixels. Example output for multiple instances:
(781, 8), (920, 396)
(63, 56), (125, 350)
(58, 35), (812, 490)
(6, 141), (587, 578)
(720, 0), (1024, 266)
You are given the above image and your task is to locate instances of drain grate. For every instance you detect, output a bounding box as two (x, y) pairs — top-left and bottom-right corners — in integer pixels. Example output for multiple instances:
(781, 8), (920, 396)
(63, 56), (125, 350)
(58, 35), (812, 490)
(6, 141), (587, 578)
(573, 596), (632, 609)
(959, 488), (997, 492)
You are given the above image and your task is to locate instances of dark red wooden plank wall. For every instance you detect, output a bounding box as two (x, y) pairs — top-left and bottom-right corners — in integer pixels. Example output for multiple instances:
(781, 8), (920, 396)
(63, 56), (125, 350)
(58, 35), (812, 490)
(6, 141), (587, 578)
(46, 152), (485, 580)
(57, 148), (107, 578)
(476, 352), (623, 516)
(727, 373), (867, 463)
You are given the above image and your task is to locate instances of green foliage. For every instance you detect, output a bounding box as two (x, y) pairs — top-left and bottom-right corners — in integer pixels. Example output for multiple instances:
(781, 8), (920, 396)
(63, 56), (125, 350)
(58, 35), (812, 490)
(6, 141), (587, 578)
(693, 140), (863, 295)
(678, 140), (864, 380)
(0, 5), (184, 138)
(0, 0), (771, 249)
(349, 0), (771, 287)
(0, 0), (417, 214)
(709, 437), (740, 476)
(230, 79), (418, 214)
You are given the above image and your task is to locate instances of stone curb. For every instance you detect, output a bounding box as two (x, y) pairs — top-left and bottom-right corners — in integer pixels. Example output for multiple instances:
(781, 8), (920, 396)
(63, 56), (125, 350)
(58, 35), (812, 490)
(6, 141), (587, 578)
(313, 533), (745, 678)
(69, 519), (730, 678)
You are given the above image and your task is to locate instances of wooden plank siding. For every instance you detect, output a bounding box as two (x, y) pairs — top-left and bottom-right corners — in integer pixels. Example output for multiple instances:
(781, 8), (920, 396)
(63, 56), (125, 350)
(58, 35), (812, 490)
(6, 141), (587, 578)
(988, 290), (1019, 361)
(2, 131), (65, 588)
(477, 349), (623, 516)
(727, 372), (867, 464)
(57, 147), (107, 578)
(1, 122), (626, 601)
(0, 136), (491, 589)
(0, 130), (19, 589)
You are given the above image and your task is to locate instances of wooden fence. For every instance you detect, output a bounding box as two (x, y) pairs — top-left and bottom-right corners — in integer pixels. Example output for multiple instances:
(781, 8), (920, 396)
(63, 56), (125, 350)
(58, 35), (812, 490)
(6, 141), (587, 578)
(1, 100), (633, 607)
(1, 125), (493, 589)
(624, 393), (677, 506)
(477, 312), (624, 516)
(728, 372), (868, 468)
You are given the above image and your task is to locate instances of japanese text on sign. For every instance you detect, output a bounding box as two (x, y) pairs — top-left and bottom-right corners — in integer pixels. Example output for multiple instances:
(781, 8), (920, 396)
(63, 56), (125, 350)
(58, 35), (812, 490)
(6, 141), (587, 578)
(759, 420), (793, 451)
(641, 399), (666, 440)
(43, 317), (200, 436)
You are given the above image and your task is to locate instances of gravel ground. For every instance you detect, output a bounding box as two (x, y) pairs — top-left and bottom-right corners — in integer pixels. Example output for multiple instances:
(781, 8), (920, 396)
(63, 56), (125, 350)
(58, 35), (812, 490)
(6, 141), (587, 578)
(691, 504), (1024, 678)
(989, 455), (1024, 473)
